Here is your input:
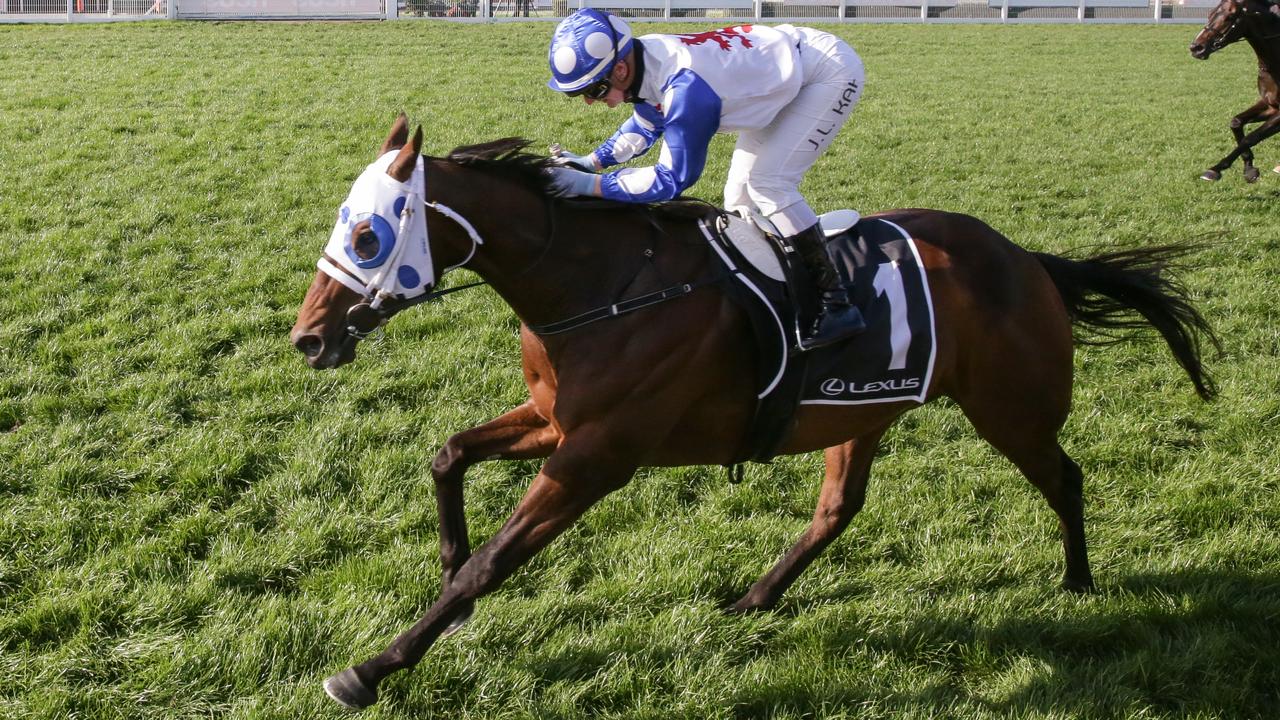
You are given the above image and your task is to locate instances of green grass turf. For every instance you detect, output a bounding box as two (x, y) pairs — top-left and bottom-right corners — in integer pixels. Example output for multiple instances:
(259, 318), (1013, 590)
(1, 19), (1277, 719)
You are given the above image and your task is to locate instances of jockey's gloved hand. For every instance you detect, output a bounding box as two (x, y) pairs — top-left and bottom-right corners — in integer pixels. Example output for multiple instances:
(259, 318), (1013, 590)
(549, 144), (601, 172)
(544, 166), (601, 198)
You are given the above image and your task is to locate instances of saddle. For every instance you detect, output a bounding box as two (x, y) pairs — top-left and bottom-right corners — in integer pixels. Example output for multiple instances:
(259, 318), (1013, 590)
(699, 210), (938, 464)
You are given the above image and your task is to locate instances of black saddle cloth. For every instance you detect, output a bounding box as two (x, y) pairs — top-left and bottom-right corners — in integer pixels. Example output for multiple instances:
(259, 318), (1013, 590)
(703, 214), (937, 462)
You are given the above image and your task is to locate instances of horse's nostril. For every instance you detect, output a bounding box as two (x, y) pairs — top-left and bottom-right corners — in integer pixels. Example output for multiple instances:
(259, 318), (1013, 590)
(294, 333), (323, 359)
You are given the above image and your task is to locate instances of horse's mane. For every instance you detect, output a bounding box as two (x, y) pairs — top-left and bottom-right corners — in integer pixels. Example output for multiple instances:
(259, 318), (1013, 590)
(442, 137), (720, 223)
(444, 137), (554, 191)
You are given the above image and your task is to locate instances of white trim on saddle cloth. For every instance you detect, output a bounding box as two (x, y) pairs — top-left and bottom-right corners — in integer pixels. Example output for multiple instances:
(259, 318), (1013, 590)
(698, 218), (789, 399)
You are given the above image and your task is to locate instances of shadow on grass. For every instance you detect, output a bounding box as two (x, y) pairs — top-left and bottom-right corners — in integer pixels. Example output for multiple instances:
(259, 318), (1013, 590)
(729, 567), (1280, 718)
(480, 567), (1280, 718)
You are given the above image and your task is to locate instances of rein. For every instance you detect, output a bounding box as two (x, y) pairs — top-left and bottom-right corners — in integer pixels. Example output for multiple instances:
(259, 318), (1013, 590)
(526, 273), (731, 335)
(345, 277), (488, 340)
(526, 201), (734, 335)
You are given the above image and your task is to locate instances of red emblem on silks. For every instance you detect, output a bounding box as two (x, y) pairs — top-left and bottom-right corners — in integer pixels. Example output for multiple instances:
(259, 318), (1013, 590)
(676, 25), (754, 51)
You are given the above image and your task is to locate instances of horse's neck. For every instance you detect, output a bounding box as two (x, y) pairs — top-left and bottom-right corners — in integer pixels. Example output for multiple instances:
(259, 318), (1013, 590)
(436, 186), (710, 330)
(1247, 21), (1280, 74)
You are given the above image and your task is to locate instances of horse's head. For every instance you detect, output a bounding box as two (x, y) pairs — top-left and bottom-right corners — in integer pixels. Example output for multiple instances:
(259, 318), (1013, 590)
(291, 114), (437, 369)
(1190, 0), (1276, 59)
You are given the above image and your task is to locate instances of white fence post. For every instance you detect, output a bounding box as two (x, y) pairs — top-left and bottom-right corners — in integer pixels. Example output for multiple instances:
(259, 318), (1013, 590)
(1001, 0), (1008, 21)
(385, 0), (396, 19)
(1152, 0), (1160, 20)
(1077, 0), (1085, 20)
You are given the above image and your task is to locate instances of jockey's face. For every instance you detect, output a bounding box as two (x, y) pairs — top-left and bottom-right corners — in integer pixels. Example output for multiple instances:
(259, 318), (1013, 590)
(581, 54), (631, 109)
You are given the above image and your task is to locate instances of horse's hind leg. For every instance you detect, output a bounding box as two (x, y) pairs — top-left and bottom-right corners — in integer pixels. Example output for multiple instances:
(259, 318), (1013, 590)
(1233, 102), (1268, 182)
(431, 400), (560, 632)
(959, 402), (1092, 592)
(729, 424), (891, 613)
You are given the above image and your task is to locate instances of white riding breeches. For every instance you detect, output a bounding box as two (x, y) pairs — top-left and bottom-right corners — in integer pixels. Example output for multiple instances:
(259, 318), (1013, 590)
(723, 29), (864, 238)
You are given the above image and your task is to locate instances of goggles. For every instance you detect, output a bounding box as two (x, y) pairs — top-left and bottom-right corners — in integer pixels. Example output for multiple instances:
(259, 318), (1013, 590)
(566, 77), (613, 101)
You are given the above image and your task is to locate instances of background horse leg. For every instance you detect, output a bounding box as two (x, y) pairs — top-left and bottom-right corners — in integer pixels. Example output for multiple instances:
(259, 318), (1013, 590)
(325, 436), (638, 711)
(728, 424), (891, 614)
(1222, 101), (1271, 182)
(1204, 112), (1280, 181)
(430, 400), (560, 634)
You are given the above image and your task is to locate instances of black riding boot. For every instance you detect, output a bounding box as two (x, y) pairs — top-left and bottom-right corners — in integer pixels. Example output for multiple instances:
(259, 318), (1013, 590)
(789, 223), (866, 350)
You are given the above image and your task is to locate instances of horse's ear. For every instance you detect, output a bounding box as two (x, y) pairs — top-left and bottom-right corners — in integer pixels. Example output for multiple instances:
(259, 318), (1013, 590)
(379, 112), (410, 157)
(387, 125), (423, 183)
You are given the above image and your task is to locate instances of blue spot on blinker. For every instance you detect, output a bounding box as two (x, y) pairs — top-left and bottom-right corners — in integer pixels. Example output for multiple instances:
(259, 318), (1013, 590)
(398, 265), (421, 289)
(340, 206), (350, 223)
(393, 197), (406, 218)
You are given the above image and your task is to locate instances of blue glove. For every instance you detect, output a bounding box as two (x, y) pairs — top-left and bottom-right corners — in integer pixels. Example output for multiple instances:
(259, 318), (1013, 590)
(550, 146), (600, 172)
(544, 166), (600, 198)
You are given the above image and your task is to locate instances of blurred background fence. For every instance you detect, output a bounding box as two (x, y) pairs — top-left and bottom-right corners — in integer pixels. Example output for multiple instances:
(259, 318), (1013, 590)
(1, 0), (1217, 28)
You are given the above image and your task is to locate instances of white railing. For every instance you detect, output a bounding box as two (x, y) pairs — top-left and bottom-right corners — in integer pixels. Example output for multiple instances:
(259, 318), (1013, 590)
(178, 0), (382, 17)
(1, 0), (172, 20)
(0, 0), (1215, 23)
(391, 0), (1216, 22)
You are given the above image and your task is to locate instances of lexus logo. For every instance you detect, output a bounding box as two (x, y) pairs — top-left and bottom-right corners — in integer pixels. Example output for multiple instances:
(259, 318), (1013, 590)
(819, 378), (846, 396)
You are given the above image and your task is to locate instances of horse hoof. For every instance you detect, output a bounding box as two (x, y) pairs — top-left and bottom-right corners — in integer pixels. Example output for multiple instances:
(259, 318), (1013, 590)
(723, 592), (774, 615)
(1061, 577), (1095, 594)
(323, 668), (378, 711)
(1200, 170), (1221, 182)
(1245, 168), (1261, 183)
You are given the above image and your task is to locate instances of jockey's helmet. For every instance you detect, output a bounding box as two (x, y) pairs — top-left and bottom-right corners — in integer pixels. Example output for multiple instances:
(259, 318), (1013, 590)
(547, 9), (633, 94)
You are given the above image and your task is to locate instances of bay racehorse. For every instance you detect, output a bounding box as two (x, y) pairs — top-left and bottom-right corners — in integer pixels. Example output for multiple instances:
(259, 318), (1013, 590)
(291, 116), (1218, 710)
(1189, 0), (1280, 181)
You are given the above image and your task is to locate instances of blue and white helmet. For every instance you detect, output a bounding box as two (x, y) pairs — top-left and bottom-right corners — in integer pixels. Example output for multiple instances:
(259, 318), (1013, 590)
(547, 9), (633, 93)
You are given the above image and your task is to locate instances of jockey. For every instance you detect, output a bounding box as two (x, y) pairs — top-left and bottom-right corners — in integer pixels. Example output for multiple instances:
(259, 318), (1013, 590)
(544, 9), (867, 350)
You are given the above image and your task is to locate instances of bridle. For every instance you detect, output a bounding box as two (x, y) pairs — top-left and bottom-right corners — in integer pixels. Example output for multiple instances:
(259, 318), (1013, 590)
(321, 164), (489, 347)
(1200, 0), (1280, 52)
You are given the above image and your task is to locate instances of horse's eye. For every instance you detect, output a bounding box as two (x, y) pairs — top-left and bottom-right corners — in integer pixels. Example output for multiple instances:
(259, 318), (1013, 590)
(353, 230), (380, 260)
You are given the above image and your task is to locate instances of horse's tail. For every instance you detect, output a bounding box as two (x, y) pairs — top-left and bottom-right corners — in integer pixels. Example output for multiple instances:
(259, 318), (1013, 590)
(1031, 244), (1221, 400)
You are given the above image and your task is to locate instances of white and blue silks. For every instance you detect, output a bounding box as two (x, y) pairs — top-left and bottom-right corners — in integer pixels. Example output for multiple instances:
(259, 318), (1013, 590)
(592, 24), (806, 204)
(591, 24), (864, 237)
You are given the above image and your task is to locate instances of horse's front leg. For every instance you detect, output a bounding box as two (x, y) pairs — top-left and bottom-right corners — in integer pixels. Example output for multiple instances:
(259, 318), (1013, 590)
(1203, 101), (1276, 181)
(431, 400), (560, 633)
(324, 432), (637, 711)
